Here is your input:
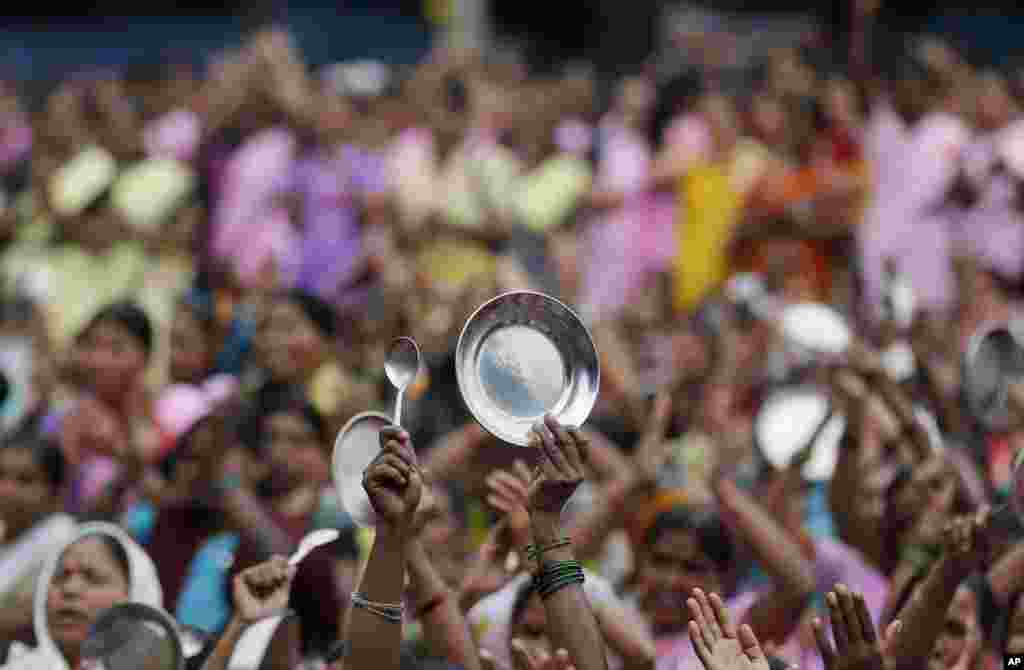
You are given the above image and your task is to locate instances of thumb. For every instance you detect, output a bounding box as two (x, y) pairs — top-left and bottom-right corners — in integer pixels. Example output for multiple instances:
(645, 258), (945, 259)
(881, 619), (902, 655)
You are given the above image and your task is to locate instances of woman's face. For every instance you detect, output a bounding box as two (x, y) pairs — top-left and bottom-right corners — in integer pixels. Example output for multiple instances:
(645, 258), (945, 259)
(929, 586), (979, 670)
(636, 527), (722, 633)
(169, 305), (211, 385)
(0, 447), (55, 537)
(74, 320), (148, 403)
(510, 593), (550, 669)
(264, 411), (326, 488)
(46, 537), (130, 657)
(750, 95), (787, 144)
(823, 79), (859, 128)
(258, 299), (327, 384)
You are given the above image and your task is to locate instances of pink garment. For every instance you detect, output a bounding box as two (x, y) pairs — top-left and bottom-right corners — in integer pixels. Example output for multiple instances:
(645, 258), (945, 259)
(212, 127), (298, 282)
(581, 119), (673, 322)
(154, 375), (239, 448)
(859, 105), (971, 319)
(142, 108), (201, 163)
(233, 205), (301, 289)
(957, 120), (1024, 280)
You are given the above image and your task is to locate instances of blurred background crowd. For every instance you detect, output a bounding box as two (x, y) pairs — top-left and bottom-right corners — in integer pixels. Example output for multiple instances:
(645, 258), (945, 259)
(2, 0), (1024, 669)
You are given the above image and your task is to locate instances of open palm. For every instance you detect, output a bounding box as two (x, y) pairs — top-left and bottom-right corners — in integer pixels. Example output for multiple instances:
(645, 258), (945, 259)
(688, 589), (770, 670)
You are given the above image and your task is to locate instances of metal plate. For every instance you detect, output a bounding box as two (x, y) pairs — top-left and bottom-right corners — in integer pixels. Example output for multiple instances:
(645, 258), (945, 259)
(778, 303), (852, 356)
(963, 322), (1024, 431)
(456, 291), (600, 446)
(83, 603), (184, 670)
(755, 386), (846, 482)
(331, 411), (391, 528)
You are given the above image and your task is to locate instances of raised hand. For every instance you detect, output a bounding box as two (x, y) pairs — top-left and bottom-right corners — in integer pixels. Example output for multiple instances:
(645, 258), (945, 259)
(233, 555), (296, 624)
(687, 588), (770, 670)
(813, 584), (900, 670)
(526, 415), (589, 519)
(364, 426), (423, 536)
(631, 392), (674, 488)
(940, 508), (990, 572)
(510, 639), (577, 670)
(486, 461), (532, 548)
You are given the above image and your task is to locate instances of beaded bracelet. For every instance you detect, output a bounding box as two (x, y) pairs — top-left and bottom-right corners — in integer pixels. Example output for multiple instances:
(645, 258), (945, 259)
(533, 560), (585, 600)
(351, 593), (405, 623)
(525, 537), (573, 562)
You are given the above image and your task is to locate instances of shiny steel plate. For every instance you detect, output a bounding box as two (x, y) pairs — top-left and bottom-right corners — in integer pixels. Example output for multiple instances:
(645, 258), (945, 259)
(456, 291), (600, 446)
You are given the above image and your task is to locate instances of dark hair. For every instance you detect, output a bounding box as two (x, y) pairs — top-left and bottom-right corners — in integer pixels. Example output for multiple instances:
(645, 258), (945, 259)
(2, 437), (65, 491)
(240, 387), (327, 455)
(78, 301), (154, 357)
(74, 533), (132, 584)
(646, 507), (734, 572)
(284, 289), (338, 339)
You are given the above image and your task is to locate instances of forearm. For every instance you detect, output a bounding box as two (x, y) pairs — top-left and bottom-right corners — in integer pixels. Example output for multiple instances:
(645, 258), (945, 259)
(407, 541), (481, 670)
(346, 528), (409, 670)
(570, 478), (649, 561)
(888, 557), (970, 670)
(200, 617), (247, 670)
(593, 604), (656, 670)
(532, 514), (609, 670)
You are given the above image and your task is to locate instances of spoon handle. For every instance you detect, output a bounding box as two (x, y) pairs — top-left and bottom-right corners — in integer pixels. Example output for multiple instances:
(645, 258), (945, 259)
(394, 390), (405, 427)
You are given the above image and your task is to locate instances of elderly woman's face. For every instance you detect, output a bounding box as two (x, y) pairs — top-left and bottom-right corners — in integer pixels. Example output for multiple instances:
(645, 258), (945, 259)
(47, 537), (131, 656)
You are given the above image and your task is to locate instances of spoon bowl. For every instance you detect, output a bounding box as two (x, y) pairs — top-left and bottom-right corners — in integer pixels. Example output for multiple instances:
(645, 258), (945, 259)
(385, 337), (421, 426)
(290, 528), (340, 566)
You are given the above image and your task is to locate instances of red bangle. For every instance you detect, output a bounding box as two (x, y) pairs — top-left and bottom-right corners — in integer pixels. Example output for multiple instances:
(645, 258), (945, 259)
(415, 594), (447, 618)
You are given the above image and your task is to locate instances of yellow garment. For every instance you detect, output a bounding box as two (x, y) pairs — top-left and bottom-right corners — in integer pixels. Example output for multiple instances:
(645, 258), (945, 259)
(673, 162), (742, 312)
(516, 156), (592, 232)
(3, 241), (149, 351)
(417, 238), (496, 290)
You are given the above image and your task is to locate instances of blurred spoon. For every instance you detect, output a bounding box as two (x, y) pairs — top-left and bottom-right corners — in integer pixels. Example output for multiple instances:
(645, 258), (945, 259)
(385, 336), (421, 426)
(289, 529), (340, 567)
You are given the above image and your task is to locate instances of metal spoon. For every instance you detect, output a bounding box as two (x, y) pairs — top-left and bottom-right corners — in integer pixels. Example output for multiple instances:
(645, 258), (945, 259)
(385, 336), (421, 427)
(289, 529), (340, 567)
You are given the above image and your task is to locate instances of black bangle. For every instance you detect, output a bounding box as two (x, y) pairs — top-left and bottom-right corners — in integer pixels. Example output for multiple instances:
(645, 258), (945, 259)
(532, 560), (585, 600)
(326, 640), (349, 663)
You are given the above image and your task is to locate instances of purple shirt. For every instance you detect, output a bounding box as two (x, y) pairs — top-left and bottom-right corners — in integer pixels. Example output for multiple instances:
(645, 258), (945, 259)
(859, 105), (970, 319)
(956, 120), (1024, 280)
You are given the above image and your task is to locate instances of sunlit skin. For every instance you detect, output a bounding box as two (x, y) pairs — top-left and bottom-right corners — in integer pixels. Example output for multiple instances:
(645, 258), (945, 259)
(74, 320), (148, 408)
(634, 528), (723, 635)
(46, 537), (131, 668)
(257, 299), (328, 385)
(928, 586), (979, 670)
(0, 447), (57, 539)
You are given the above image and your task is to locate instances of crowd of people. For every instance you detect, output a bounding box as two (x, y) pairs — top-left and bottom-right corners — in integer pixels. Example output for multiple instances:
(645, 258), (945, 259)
(0, 0), (1023, 668)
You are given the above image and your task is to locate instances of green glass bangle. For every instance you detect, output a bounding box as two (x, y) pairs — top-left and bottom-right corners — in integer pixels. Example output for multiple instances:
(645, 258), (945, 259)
(538, 573), (585, 600)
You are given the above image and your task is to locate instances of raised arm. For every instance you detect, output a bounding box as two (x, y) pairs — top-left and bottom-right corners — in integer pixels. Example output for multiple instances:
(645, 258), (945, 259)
(713, 477), (816, 644)
(342, 427), (423, 670)
(527, 415), (610, 670)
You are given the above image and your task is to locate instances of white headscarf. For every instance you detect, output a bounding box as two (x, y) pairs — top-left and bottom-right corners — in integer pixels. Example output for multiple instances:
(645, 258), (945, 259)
(3, 522), (163, 670)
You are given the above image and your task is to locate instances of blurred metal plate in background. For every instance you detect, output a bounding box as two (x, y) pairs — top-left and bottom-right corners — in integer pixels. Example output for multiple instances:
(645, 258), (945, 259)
(456, 291), (600, 446)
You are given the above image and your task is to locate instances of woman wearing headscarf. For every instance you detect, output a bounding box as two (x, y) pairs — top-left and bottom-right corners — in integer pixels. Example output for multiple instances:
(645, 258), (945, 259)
(0, 521), (163, 670)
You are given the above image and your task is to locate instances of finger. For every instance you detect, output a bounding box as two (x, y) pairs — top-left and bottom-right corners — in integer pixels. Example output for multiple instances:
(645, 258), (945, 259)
(514, 459), (533, 485)
(381, 438), (415, 465)
(883, 619), (903, 649)
(545, 414), (583, 474)
(689, 620), (713, 667)
(836, 585), (861, 646)
(379, 427), (410, 449)
(368, 464), (407, 488)
(566, 427), (590, 466)
(553, 649), (572, 670)
(534, 420), (571, 475)
(812, 617), (836, 669)
(487, 495), (516, 514)
(738, 625), (767, 663)
(379, 454), (412, 478)
(493, 470), (529, 495)
(686, 597), (714, 649)
(532, 428), (563, 481)
(511, 639), (535, 670)
(695, 589), (722, 641)
(854, 592), (876, 644)
(826, 591), (849, 654)
(709, 591), (735, 639)
(480, 650), (497, 670)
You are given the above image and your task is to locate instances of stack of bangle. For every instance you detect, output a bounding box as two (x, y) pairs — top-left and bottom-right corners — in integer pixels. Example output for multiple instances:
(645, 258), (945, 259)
(525, 537), (573, 563)
(351, 593), (405, 623)
(533, 560), (585, 600)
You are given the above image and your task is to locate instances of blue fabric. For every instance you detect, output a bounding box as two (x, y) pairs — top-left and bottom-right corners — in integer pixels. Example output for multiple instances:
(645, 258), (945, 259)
(123, 502), (157, 545)
(175, 533), (240, 634)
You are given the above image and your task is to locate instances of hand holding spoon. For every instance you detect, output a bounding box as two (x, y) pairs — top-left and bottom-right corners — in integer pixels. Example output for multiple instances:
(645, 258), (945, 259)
(289, 529), (340, 567)
(385, 336), (421, 427)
